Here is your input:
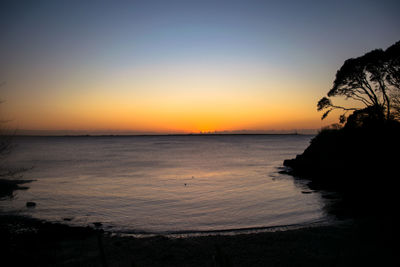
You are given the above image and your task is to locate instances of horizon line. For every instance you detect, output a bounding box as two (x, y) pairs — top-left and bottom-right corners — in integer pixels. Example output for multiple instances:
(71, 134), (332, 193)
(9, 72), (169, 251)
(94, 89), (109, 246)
(13, 128), (319, 136)
(13, 133), (317, 137)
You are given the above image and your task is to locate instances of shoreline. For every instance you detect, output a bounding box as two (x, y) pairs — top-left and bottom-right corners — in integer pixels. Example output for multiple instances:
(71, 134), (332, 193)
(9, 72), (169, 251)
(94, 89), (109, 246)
(1, 179), (397, 266)
(1, 168), (397, 265)
(0, 178), (35, 199)
(111, 218), (336, 239)
(1, 213), (397, 266)
(1, 207), (335, 238)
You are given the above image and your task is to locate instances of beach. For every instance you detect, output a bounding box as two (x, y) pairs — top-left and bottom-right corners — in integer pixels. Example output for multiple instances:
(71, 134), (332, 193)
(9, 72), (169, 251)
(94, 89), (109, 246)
(1, 135), (325, 234)
(1, 213), (397, 266)
(2, 1), (399, 265)
(1, 136), (398, 266)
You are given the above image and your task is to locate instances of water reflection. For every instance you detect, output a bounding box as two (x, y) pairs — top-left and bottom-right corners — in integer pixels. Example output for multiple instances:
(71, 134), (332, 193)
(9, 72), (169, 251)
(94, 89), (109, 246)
(1, 135), (330, 234)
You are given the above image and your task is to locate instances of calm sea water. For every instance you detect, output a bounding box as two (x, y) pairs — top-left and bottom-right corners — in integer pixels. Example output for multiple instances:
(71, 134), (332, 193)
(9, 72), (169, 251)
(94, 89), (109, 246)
(1, 135), (328, 235)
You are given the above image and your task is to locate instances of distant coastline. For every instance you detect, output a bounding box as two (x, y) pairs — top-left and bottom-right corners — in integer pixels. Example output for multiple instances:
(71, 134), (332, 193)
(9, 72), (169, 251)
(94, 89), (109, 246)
(15, 129), (318, 136)
(12, 133), (316, 138)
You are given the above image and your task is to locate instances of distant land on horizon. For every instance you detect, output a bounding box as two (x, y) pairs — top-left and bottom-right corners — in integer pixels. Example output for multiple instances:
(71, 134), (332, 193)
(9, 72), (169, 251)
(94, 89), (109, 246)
(2, 1), (398, 140)
(16, 129), (318, 136)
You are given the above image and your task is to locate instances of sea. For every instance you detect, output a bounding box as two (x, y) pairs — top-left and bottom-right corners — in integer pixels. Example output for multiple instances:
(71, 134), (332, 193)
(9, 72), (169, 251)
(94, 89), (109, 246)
(0, 135), (331, 236)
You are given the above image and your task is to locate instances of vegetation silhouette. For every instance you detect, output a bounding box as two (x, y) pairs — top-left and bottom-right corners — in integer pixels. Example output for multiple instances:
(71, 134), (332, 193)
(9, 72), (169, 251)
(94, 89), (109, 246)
(284, 40), (400, 218)
(317, 40), (400, 123)
(1, 48), (399, 266)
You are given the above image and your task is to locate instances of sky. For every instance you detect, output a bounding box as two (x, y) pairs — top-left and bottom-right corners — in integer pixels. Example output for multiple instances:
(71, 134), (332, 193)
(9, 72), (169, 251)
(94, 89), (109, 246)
(1, 0), (399, 134)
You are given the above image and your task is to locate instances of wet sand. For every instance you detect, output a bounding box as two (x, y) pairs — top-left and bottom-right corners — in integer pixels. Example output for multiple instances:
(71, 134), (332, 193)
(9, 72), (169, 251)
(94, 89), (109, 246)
(1, 214), (397, 267)
(1, 177), (397, 266)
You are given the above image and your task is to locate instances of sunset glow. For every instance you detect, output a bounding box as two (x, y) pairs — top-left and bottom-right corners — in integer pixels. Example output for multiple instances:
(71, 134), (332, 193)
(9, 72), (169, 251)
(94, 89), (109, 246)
(1, 0), (399, 134)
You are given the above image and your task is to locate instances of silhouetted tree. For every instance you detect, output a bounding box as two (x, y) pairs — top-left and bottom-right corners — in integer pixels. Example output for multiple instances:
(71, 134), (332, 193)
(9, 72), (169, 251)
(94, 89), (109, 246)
(318, 41), (400, 124)
(391, 92), (400, 120)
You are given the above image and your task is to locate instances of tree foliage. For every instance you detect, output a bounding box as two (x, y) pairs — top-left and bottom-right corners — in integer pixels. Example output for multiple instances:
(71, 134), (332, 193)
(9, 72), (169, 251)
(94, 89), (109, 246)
(318, 41), (400, 124)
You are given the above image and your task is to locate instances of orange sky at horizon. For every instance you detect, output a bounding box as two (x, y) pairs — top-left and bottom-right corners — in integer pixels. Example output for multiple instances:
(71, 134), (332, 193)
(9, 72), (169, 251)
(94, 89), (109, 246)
(2, 1), (397, 134)
(1, 62), (337, 133)
(4, 79), (331, 133)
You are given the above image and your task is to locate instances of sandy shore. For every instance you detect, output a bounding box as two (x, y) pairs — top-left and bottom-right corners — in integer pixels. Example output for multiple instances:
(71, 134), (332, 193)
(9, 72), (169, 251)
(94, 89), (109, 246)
(0, 213), (397, 267)
(1, 178), (398, 266)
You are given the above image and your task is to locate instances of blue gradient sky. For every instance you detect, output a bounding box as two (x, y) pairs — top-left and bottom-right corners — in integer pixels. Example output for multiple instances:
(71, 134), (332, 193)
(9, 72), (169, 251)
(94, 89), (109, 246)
(1, 0), (399, 133)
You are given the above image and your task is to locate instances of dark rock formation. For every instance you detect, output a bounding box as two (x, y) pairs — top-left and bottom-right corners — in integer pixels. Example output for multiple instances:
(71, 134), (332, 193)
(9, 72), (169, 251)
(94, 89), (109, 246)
(26, 201), (36, 208)
(283, 121), (400, 217)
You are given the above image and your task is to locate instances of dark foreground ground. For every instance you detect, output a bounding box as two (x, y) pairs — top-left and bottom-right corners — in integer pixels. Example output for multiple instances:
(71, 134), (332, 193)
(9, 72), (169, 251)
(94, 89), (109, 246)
(0, 214), (398, 267)
(1, 178), (398, 266)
